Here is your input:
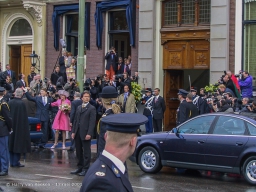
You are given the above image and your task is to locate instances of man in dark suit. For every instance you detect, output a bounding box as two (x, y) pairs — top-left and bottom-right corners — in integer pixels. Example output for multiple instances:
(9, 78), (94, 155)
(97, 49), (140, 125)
(177, 93), (199, 126)
(119, 72), (131, 94)
(4, 64), (16, 87)
(80, 113), (148, 192)
(71, 91), (96, 176)
(152, 88), (166, 132)
(27, 66), (36, 86)
(105, 47), (118, 81)
(116, 57), (124, 75)
(51, 66), (64, 86)
(23, 87), (53, 148)
(16, 74), (26, 88)
(69, 92), (82, 151)
(0, 87), (12, 176)
(58, 51), (67, 83)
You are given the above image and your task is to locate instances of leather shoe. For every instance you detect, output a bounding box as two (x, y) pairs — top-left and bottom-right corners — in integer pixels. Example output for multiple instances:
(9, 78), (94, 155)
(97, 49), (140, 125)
(12, 164), (25, 167)
(0, 171), (8, 176)
(78, 170), (87, 176)
(70, 169), (82, 174)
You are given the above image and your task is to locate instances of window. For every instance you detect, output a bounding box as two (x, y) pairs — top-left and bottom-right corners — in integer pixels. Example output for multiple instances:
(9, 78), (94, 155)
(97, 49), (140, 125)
(178, 116), (215, 134)
(66, 14), (78, 56)
(163, 0), (211, 27)
(243, 1), (256, 78)
(246, 122), (256, 135)
(10, 19), (32, 36)
(110, 11), (128, 31)
(213, 116), (246, 135)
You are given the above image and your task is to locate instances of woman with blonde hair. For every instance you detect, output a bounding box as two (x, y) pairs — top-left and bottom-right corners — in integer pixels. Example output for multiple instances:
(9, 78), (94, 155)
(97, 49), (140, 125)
(51, 90), (71, 149)
(97, 86), (121, 156)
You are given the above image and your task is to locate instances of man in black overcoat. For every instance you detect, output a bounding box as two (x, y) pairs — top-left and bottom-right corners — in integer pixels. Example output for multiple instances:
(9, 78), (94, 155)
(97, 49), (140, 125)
(177, 92), (199, 126)
(51, 66), (64, 86)
(152, 88), (166, 132)
(71, 91), (96, 176)
(69, 92), (82, 151)
(8, 88), (30, 167)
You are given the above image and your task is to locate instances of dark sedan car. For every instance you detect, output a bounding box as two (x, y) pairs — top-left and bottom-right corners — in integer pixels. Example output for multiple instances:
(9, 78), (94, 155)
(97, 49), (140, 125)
(130, 113), (256, 185)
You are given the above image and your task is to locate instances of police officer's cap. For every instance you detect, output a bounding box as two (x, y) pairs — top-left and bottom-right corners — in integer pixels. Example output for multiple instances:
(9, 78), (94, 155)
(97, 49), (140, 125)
(177, 89), (188, 97)
(99, 86), (118, 98)
(145, 88), (152, 93)
(0, 87), (6, 92)
(101, 113), (148, 134)
(190, 87), (197, 92)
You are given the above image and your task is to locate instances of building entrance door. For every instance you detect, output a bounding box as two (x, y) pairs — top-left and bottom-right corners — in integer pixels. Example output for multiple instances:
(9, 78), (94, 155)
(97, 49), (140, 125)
(9, 44), (32, 85)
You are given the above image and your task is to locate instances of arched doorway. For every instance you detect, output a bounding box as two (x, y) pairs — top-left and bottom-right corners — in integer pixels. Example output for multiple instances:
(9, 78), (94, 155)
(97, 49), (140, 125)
(2, 14), (34, 85)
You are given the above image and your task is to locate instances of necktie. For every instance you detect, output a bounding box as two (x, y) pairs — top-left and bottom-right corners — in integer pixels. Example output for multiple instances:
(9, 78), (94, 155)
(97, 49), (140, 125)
(155, 97), (158, 103)
(126, 65), (129, 72)
(43, 97), (46, 106)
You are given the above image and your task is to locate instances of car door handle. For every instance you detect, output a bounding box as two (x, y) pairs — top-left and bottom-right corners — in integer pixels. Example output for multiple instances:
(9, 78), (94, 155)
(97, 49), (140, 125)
(236, 142), (244, 146)
(198, 140), (205, 144)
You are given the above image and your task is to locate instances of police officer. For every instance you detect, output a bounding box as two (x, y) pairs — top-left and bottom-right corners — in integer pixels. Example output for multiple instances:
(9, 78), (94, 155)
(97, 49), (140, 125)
(177, 92), (199, 126)
(80, 113), (148, 192)
(176, 89), (188, 126)
(97, 86), (120, 156)
(191, 87), (206, 114)
(0, 87), (12, 176)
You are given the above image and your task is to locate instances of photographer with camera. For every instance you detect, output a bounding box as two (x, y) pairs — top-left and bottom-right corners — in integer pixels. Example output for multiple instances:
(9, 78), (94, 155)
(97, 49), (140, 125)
(89, 79), (98, 101)
(30, 74), (47, 96)
(239, 97), (251, 112)
(238, 71), (253, 98)
(222, 74), (240, 98)
(247, 101), (256, 113)
(64, 78), (80, 101)
(119, 72), (131, 94)
(105, 47), (118, 81)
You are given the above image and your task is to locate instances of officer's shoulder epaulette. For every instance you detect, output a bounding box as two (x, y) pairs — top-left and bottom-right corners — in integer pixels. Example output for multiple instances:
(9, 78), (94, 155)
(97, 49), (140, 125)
(0, 101), (9, 111)
(95, 164), (106, 177)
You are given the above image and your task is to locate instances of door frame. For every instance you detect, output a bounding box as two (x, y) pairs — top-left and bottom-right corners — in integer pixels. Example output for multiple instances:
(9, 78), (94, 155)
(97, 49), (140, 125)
(1, 13), (34, 71)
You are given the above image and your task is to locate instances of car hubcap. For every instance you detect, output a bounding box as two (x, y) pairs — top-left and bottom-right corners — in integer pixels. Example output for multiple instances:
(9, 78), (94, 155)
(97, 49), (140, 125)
(141, 150), (156, 170)
(246, 160), (256, 181)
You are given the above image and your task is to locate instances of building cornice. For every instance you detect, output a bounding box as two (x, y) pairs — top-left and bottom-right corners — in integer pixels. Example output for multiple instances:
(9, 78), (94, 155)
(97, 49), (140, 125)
(23, 1), (45, 26)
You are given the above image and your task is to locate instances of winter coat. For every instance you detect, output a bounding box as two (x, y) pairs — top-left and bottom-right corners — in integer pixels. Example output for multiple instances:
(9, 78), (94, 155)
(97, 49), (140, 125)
(239, 75), (253, 98)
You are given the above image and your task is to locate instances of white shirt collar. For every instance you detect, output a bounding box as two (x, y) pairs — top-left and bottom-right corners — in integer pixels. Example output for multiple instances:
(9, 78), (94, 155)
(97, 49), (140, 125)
(102, 150), (125, 174)
(155, 95), (159, 99)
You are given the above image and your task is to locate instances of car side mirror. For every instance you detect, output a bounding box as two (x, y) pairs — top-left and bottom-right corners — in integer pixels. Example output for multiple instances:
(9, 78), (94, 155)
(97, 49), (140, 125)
(172, 128), (178, 133)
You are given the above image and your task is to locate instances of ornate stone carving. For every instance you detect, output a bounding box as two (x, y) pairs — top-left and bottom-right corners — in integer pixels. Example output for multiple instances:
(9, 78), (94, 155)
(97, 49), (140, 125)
(23, 1), (45, 26)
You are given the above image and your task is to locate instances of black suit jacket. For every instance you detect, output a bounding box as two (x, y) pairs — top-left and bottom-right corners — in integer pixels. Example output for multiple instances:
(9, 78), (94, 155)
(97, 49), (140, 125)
(177, 101), (198, 126)
(152, 96), (166, 119)
(80, 154), (133, 192)
(105, 52), (118, 71)
(72, 103), (96, 140)
(4, 70), (16, 86)
(70, 99), (83, 124)
(51, 72), (64, 86)
(25, 92), (53, 122)
(117, 63), (125, 74)
(16, 80), (26, 88)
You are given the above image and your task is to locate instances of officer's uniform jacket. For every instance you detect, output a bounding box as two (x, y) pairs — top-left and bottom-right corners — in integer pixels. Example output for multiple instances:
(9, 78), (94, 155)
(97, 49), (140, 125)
(80, 154), (133, 192)
(0, 98), (12, 137)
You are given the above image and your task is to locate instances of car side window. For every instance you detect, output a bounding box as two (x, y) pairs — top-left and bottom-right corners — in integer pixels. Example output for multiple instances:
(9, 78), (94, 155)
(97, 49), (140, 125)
(213, 116), (246, 135)
(178, 116), (215, 134)
(246, 122), (256, 135)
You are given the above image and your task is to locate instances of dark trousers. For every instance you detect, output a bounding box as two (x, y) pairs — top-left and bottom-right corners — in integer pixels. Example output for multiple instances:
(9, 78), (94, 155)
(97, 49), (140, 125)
(0, 136), (9, 172)
(153, 118), (162, 132)
(9, 151), (21, 166)
(68, 131), (75, 149)
(41, 121), (49, 145)
(145, 115), (153, 133)
(74, 132), (91, 171)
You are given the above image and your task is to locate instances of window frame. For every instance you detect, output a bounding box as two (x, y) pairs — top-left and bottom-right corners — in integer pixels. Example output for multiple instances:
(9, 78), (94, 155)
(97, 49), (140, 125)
(162, 0), (211, 28)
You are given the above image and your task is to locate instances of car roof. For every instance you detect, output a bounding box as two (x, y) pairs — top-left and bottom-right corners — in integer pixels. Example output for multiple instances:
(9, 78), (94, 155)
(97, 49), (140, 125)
(197, 113), (256, 124)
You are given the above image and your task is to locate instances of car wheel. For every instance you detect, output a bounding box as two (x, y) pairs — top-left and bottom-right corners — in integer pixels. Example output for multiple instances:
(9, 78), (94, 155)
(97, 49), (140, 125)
(138, 146), (162, 173)
(243, 156), (256, 185)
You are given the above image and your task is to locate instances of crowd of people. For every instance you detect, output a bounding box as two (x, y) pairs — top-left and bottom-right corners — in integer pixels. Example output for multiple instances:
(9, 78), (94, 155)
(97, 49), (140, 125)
(176, 70), (255, 126)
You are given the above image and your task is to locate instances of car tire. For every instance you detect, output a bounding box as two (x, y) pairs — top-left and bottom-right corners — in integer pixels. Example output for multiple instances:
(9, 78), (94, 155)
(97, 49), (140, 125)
(138, 146), (162, 173)
(243, 156), (256, 185)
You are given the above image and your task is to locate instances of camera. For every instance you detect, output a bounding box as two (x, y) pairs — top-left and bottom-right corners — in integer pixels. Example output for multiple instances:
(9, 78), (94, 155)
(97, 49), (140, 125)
(44, 77), (48, 84)
(39, 80), (42, 84)
(84, 78), (92, 91)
